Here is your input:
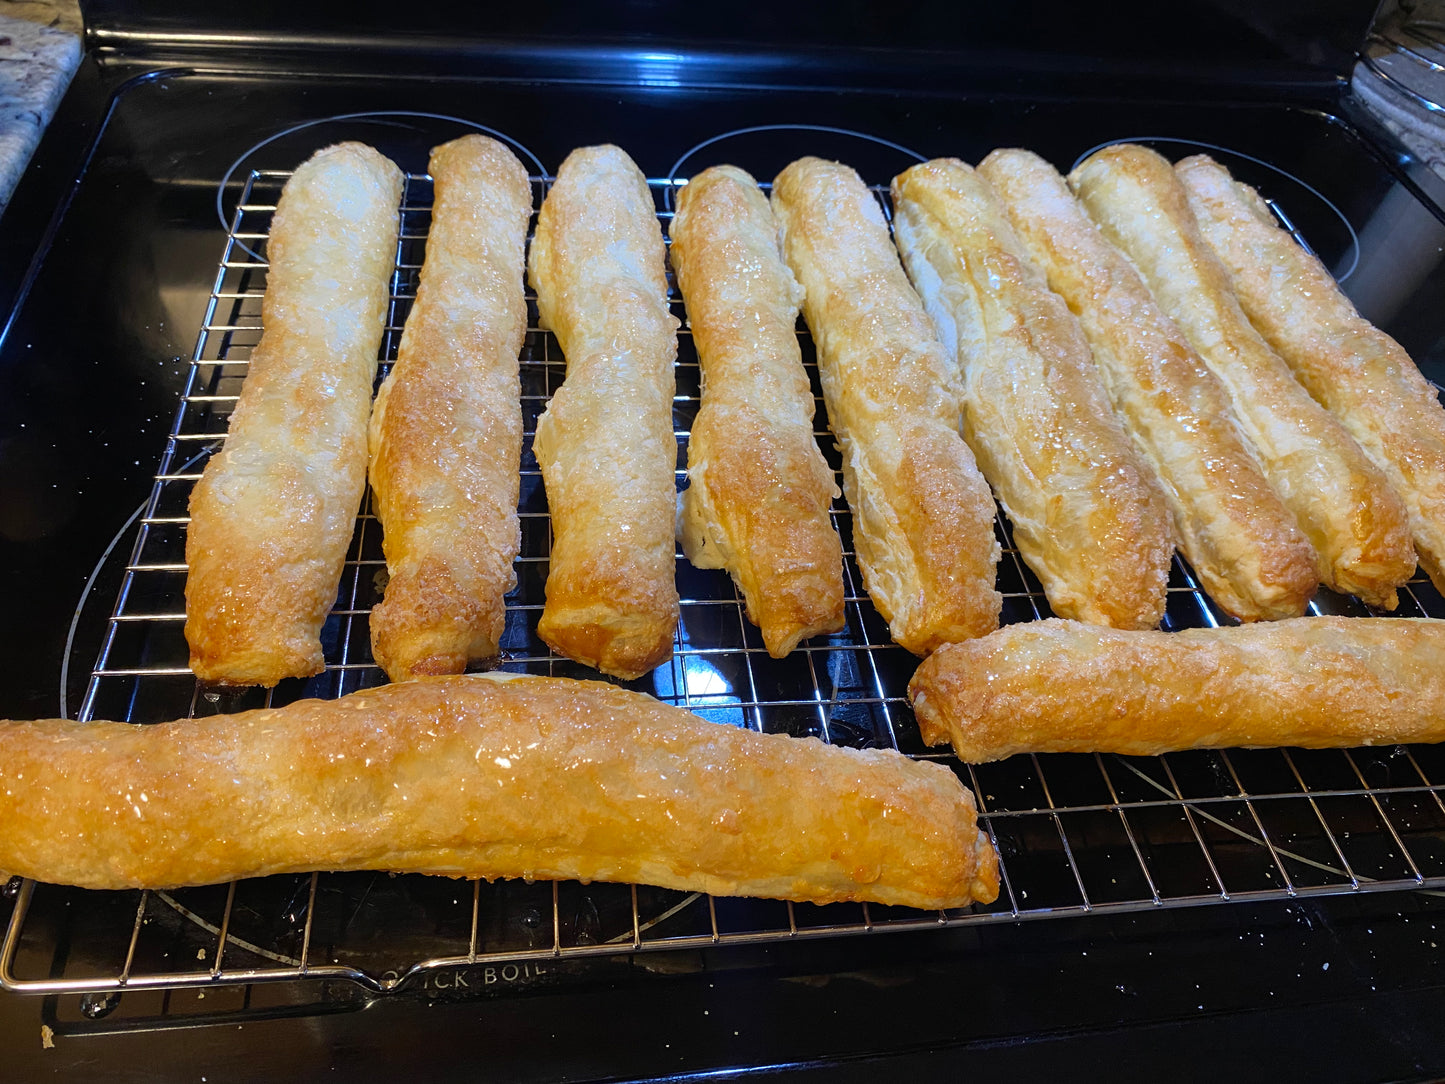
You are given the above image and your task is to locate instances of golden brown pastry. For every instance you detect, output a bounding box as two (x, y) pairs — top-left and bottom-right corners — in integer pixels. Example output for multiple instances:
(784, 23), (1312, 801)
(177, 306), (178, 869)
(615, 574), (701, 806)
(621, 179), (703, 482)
(892, 158), (1172, 630)
(669, 165), (845, 657)
(770, 157), (1001, 654)
(1178, 152), (1445, 596)
(911, 616), (1445, 762)
(1070, 144), (1415, 610)
(0, 674), (1000, 909)
(185, 142), (403, 686)
(978, 147), (1318, 622)
(368, 136), (531, 681)
(528, 145), (681, 680)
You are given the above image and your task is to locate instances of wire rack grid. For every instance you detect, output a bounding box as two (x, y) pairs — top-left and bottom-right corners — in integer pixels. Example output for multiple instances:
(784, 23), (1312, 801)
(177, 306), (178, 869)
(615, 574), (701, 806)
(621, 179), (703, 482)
(5, 166), (1445, 998)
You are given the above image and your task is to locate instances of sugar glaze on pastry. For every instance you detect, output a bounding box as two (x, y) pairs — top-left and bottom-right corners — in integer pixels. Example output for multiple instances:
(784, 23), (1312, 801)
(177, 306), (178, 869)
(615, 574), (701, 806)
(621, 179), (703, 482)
(770, 156), (1001, 654)
(368, 135), (532, 681)
(1179, 152), (1445, 597)
(0, 674), (999, 909)
(670, 164), (844, 657)
(528, 145), (681, 679)
(185, 142), (403, 686)
(911, 616), (1445, 762)
(892, 157), (1172, 630)
(978, 147), (1317, 622)
(1071, 144), (1414, 610)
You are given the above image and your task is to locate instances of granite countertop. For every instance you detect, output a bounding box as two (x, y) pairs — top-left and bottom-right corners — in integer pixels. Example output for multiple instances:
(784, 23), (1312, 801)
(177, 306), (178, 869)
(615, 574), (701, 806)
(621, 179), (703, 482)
(1353, 46), (1445, 183)
(0, 0), (79, 215)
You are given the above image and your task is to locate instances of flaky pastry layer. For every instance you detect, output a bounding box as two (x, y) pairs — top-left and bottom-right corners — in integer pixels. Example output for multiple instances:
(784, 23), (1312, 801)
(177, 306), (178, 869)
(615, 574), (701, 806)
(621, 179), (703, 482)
(368, 135), (531, 681)
(893, 158), (1171, 630)
(911, 616), (1445, 762)
(770, 157), (1001, 654)
(528, 145), (681, 679)
(0, 675), (999, 908)
(670, 165), (844, 657)
(978, 147), (1317, 622)
(1071, 144), (1414, 609)
(1178, 153), (1445, 595)
(185, 142), (402, 686)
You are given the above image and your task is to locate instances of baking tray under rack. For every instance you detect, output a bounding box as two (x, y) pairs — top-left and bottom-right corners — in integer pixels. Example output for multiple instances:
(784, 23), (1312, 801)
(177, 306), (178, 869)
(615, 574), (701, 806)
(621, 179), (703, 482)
(6, 166), (1445, 998)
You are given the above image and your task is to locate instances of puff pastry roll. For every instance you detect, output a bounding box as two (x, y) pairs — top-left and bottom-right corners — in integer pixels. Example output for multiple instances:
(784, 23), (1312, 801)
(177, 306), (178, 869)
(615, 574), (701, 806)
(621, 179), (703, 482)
(771, 157), (1001, 654)
(528, 145), (681, 679)
(892, 158), (1171, 630)
(1071, 144), (1414, 610)
(368, 136), (531, 681)
(978, 148), (1317, 622)
(185, 142), (403, 686)
(910, 616), (1445, 762)
(1178, 153), (1445, 596)
(669, 165), (845, 657)
(0, 674), (1000, 908)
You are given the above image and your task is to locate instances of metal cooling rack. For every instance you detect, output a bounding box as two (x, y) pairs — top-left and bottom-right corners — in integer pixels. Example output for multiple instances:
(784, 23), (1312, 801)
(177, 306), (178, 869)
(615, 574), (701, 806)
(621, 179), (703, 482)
(5, 167), (1445, 998)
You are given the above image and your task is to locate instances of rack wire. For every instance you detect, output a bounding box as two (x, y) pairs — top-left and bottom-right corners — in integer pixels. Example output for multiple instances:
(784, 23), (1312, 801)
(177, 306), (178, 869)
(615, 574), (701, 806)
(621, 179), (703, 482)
(5, 167), (1445, 998)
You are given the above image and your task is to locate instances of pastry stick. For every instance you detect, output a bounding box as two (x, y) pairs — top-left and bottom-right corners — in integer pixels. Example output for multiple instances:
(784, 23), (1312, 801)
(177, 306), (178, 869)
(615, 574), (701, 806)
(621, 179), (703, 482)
(910, 616), (1445, 762)
(1070, 144), (1415, 610)
(0, 674), (1000, 909)
(368, 136), (531, 681)
(528, 145), (680, 680)
(1178, 153), (1445, 596)
(892, 158), (1172, 630)
(770, 157), (1001, 654)
(669, 165), (845, 657)
(978, 148), (1317, 622)
(185, 142), (403, 686)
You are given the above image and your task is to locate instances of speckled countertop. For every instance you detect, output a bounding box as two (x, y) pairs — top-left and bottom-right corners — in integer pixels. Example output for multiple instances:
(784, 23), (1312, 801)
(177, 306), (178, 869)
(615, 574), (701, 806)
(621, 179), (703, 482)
(0, 0), (80, 214)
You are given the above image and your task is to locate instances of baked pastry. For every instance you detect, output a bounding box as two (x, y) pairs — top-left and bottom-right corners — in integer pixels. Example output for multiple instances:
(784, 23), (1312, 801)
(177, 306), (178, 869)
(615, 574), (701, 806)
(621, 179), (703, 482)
(910, 616), (1445, 762)
(770, 157), (1001, 654)
(892, 158), (1172, 630)
(1070, 143), (1415, 610)
(528, 145), (681, 679)
(1178, 152), (1445, 596)
(669, 164), (845, 657)
(185, 142), (403, 686)
(368, 135), (531, 681)
(978, 147), (1317, 622)
(0, 674), (1000, 908)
